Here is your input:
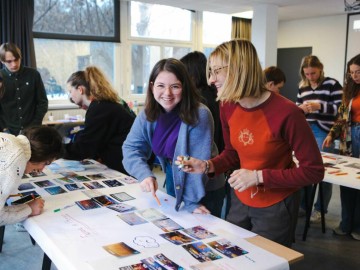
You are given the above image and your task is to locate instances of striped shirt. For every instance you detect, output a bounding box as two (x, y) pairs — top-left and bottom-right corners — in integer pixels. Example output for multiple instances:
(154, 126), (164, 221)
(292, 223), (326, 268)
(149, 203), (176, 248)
(296, 77), (343, 132)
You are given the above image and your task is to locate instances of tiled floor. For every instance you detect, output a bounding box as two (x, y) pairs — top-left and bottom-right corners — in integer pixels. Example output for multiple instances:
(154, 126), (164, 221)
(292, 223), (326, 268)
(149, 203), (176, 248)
(1, 168), (359, 270)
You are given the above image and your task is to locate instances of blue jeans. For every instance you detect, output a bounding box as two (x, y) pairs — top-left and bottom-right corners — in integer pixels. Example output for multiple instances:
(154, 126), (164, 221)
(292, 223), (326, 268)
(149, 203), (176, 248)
(339, 126), (360, 233)
(301, 123), (334, 213)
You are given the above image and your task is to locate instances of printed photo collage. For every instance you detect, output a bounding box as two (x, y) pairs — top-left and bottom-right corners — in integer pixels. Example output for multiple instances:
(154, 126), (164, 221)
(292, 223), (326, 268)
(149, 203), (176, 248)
(108, 208), (249, 269)
(19, 169), (138, 213)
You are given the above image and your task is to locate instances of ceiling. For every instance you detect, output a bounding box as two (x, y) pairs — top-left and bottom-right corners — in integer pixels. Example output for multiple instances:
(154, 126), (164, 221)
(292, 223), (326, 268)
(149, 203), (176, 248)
(125, 0), (357, 21)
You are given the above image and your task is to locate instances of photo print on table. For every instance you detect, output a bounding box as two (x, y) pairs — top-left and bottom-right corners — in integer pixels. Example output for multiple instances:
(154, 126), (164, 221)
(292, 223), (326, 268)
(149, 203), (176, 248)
(102, 179), (124, 187)
(107, 203), (136, 213)
(160, 231), (195, 245)
(75, 199), (101, 210)
(85, 173), (107, 180)
(18, 182), (35, 191)
(207, 238), (248, 258)
(110, 192), (135, 202)
(182, 241), (222, 262)
(117, 212), (148, 226)
(44, 186), (67, 195)
(64, 183), (85, 191)
(92, 195), (118, 206)
(153, 253), (185, 270)
(181, 226), (217, 240)
(136, 208), (167, 222)
(83, 181), (105, 189)
(118, 176), (138, 184)
(33, 180), (55, 188)
(102, 242), (140, 257)
(152, 218), (184, 233)
(119, 263), (148, 270)
(54, 177), (75, 185)
(20, 190), (40, 198)
(29, 171), (46, 177)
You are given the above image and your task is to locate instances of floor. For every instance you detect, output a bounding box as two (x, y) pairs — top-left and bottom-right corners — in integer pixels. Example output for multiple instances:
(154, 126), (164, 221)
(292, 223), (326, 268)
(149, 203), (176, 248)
(1, 168), (359, 270)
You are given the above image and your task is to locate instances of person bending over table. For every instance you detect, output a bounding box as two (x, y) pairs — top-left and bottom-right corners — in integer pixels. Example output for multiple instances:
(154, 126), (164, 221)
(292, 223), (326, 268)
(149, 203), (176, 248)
(323, 53), (360, 241)
(176, 39), (325, 247)
(122, 58), (224, 214)
(0, 126), (62, 226)
(64, 66), (135, 174)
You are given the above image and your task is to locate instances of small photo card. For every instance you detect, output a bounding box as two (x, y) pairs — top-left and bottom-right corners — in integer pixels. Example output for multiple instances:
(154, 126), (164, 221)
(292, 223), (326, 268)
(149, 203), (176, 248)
(107, 203), (135, 213)
(182, 242), (222, 262)
(92, 195), (118, 206)
(102, 179), (124, 187)
(33, 180), (55, 188)
(117, 212), (148, 226)
(86, 173), (107, 180)
(102, 242), (139, 257)
(207, 238), (248, 258)
(64, 183), (85, 191)
(83, 181), (105, 189)
(18, 182), (35, 191)
(75, 199), (101, 210)
(110, 192), (135, 202)
(44, 186), (67, 195)
(152, 218), (184, 233)
(160, 231), (195, 245)
(182, 226), (217, 240)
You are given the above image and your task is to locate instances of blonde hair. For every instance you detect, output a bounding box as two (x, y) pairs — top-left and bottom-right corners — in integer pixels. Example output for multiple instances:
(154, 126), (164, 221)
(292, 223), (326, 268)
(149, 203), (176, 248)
(67, 66), (119, 103)
(207, 39), (267, 103)
(299, 55), (325, 88)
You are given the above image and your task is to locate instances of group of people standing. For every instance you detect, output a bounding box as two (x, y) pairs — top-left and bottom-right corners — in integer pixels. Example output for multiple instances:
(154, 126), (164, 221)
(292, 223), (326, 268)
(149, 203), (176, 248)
(1, 39), (360, 247)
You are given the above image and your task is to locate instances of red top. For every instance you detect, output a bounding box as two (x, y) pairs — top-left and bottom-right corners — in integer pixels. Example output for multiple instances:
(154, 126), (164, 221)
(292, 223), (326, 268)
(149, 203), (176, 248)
(212, 92), (324, 207)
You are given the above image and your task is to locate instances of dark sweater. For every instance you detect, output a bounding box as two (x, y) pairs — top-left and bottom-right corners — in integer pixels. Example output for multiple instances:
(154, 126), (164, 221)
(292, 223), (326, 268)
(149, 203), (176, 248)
(65, 100), (135, 174)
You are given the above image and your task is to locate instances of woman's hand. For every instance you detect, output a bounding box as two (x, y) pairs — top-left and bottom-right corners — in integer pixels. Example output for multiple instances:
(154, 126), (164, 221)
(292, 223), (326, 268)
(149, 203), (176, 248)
(175, 155), (206, 174)
(192, 205), (210, 214)
(140, 177), (158, 197)
(228, 169), (257, 192)
(322, 135), (333, 149)
(28, 198), (45, 217)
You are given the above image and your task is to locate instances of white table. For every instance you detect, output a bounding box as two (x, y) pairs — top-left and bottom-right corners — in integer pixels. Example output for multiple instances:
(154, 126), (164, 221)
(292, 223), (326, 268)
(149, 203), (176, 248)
(20, 159), (302, 270)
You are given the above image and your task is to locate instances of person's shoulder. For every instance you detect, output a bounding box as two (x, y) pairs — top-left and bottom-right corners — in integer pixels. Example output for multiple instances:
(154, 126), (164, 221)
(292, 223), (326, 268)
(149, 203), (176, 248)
(323, 77), (342, 86)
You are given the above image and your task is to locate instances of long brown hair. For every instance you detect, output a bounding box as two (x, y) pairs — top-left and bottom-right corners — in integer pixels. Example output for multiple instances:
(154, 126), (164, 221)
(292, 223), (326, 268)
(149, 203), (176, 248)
(144, 58), (201, 125)
(343, 54), (360, 105)
(299, 55), (325, 88)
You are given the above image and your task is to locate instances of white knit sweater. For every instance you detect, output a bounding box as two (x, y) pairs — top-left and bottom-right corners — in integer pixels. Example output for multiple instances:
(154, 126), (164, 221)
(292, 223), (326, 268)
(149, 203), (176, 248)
(0, 133), (32, 226)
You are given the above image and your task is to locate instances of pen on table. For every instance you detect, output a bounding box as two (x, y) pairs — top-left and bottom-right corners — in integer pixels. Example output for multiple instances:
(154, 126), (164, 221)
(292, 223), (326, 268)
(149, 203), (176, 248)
(54, 204), (75, 213)
(8, 194), (22, 198)
(335, 172), (348, 176)
(153, 193), (161, 206)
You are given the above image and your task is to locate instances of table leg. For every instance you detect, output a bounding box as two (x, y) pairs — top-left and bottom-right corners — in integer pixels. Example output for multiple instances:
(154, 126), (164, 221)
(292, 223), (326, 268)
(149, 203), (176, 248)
(29, 235), (36, 246)
(318, 182), (326, 233)
(302, 183), (318, 241)
(42, 253), (52, 270)
(0, 225), (5, 253)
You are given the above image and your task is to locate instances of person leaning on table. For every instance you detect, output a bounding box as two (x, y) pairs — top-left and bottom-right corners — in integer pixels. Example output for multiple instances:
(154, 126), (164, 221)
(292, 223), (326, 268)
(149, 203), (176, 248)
(176, 39), (325, 247)
(322, 53), (360, 241)
(0, 126), (62, 226)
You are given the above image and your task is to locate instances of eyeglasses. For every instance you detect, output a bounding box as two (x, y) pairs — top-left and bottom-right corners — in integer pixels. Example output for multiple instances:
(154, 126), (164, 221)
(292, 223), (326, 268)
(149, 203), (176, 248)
(152, 83), (182, 93)
(208, 66), (228, 80)
(348, 70), (360, 77)
(3, 58), (20, 64)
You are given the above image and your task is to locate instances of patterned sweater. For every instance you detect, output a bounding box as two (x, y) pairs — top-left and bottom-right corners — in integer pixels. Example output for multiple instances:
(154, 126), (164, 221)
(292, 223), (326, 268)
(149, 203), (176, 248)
(296, 77), (343, 132)
(211, 92), (324, 208)
(0, 133), (32, 226)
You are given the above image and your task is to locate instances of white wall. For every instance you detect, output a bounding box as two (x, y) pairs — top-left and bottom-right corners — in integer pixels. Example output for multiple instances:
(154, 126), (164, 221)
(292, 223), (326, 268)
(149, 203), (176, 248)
(278, 15), (347, 84)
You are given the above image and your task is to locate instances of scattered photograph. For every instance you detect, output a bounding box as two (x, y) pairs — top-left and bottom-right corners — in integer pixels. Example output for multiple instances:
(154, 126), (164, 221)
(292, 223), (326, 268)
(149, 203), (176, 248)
(119, 263), (148, 270)
(160, 231), (195, 245)
(83, 181), (105, 189)
(103, 242), (140, 257)
(18, 182), (35, 191)
(75, 199), (101, 210)
(182, 242), (222, 262)
(182, 226), (217, 240)
(86, 173), (107, 180)
(153, 218), (184, 232)
(20, 190), (40, 198)
(92, 195), (118, 206)
(118, 176), (138, 184)
(207, 238), (248, 258)
(29, 171), (46, 177)
(102, 179), (123, 187)
(64, 183), (85, 191)
(54, 177), (75, 185)
(154, 253), (185, 270)
(117, 212), (148, 225)
(137, 208), (167, 221)
(71, 175), (91, 182)
(79, 159), (94, 165)
(33, 180), (55, 188)
(140, 257), (166, 270)
(107, 203), (135, 213)
(110, 192), (135, 202)
(44, 186), (67, 195)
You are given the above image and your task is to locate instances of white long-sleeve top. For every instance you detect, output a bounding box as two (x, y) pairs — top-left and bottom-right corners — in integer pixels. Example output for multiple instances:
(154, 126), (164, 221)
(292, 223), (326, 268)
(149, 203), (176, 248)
(0, 133), (32, 226)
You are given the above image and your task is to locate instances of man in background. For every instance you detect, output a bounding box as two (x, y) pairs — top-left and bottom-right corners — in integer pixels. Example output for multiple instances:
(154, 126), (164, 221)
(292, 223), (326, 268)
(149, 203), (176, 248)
(0, 42), (47, 135)
(264, 66), (286, 94)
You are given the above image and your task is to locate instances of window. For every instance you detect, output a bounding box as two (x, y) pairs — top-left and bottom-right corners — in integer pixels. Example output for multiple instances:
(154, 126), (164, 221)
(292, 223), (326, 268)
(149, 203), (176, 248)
(33, 0), (119, 106)
(203, 12), (231, 46)
(129, 1), (193, 95)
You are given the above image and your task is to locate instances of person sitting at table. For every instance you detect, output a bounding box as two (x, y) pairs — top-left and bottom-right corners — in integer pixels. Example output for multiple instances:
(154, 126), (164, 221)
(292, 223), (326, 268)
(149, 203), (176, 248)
(176, 39), (324, 247)
(323, 53), (360, 241)
(0, 126), (62, 226)
(64, 66), (135, 174)
(122, 58), (224, 214)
